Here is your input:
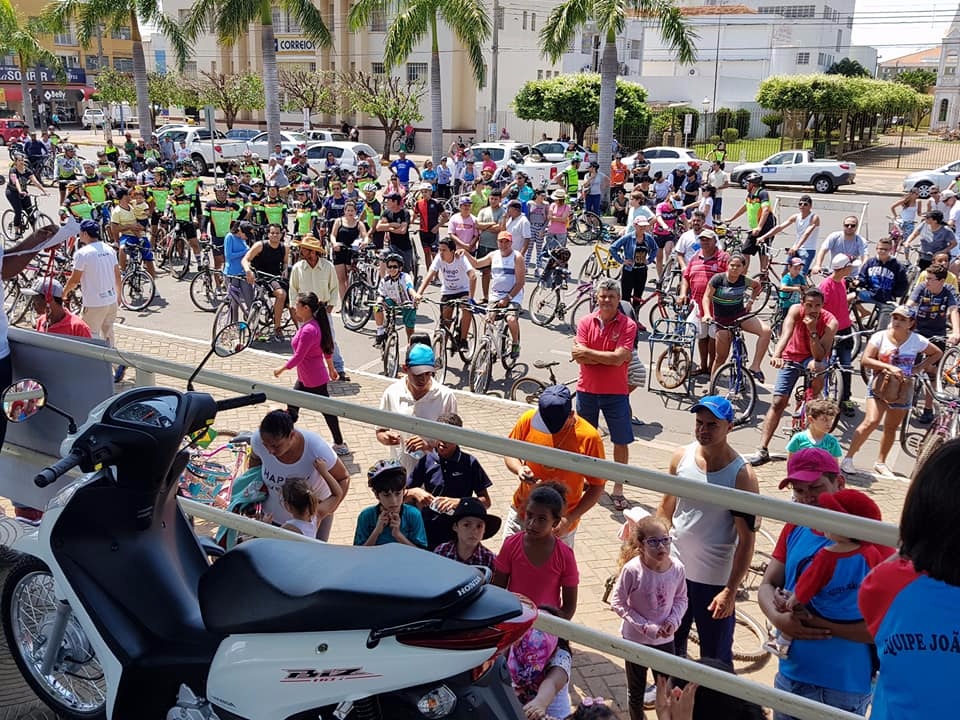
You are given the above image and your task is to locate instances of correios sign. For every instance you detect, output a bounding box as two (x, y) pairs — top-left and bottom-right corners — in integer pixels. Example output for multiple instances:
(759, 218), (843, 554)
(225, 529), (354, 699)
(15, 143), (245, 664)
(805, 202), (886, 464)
(274, 38), (316, 52)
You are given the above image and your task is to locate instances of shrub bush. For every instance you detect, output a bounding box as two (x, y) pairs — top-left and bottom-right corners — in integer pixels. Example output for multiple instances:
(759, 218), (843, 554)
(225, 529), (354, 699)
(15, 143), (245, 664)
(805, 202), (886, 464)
(709, 134), (721, 145)
(761, 113), (782, 138)
(722, 127), (740, 144)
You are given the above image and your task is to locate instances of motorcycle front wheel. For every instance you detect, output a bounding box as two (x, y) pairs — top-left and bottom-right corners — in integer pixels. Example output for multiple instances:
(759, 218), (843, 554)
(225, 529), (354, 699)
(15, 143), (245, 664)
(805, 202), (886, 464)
(1, 556), (107, 719)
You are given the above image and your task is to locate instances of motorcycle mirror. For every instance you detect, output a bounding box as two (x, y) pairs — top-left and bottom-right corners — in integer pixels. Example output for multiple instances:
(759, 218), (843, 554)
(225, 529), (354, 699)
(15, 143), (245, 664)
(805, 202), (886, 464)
(1, 378), (46, 423)
(187, 322), (252, 392)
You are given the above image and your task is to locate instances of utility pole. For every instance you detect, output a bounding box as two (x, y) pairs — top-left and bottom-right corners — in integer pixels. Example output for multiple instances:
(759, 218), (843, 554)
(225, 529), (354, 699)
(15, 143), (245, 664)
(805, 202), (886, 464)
(488, 0), (500, 140)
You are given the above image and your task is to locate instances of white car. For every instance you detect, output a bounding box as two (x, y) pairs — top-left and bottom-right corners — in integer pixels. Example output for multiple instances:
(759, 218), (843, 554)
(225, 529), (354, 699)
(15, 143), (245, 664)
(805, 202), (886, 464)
(730, 150), (856, 194)
(902, 160), (960, 198)
(246, 131), (309, 158)
(531, 141), (591, 164)
(305, 141), (381, 175)
(304, 129), (348, 143)
(81, 108), (108, 129)
(469, 142), (533, 170)
(620, 146), (702, 178)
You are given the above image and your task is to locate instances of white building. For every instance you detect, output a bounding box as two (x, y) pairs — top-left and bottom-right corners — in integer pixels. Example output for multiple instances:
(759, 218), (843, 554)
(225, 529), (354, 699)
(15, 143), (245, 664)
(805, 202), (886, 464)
(931, 7), (960, 132)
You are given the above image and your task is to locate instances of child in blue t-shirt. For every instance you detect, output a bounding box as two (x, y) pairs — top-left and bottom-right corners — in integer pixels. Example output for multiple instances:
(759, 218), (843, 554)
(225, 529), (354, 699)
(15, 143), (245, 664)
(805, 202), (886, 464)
(786, 399), (842, 460)
(354, 460), (427, 548)
(779, 256), (809, 311)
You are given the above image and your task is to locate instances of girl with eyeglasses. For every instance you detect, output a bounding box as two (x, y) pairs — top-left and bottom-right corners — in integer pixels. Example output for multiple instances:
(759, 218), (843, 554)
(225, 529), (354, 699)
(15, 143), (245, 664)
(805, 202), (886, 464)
(610, 515), (687, 720)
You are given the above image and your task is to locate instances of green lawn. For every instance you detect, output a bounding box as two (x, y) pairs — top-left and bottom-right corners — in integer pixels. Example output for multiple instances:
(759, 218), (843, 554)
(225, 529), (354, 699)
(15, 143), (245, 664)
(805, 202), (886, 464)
(691, 137), (816, 164)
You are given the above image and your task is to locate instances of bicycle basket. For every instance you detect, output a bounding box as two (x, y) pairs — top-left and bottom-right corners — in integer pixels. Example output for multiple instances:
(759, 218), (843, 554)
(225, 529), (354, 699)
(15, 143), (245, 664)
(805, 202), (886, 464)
(180, 459), (232, 504)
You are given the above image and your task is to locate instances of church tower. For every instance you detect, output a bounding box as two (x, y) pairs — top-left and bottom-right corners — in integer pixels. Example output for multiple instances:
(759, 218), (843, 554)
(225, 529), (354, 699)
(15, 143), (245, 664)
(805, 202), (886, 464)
(931, 6), (960, 131)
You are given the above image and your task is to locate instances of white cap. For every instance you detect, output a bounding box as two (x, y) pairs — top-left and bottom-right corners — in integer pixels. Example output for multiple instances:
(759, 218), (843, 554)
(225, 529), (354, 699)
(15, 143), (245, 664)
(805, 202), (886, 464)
(830, 254), (852, 271)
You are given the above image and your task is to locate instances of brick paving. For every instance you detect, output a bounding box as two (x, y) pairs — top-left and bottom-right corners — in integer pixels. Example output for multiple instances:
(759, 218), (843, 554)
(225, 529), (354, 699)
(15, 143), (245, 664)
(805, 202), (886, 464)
(40, 325), (898, 717)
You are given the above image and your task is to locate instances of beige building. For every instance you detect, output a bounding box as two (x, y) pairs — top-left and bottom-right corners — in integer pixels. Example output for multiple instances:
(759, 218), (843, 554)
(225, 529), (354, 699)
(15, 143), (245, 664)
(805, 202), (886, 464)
(877, 47), (941, 82)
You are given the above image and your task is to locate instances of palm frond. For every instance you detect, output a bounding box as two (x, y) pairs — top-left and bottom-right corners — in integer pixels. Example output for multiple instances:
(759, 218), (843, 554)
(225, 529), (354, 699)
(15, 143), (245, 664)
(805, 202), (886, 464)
(151, 12), (192, 70)
(631, 0), (697, 63)
(592, 0), (626, 34)
(540, 0), (593, 63)
(213, 0), (261, 42)
(282, 0), (333, 47)
(346, 0), (391, 32)
(182, 0), (219, 43)
(381, 0), (433, 70)
(438, 0), (490, 83)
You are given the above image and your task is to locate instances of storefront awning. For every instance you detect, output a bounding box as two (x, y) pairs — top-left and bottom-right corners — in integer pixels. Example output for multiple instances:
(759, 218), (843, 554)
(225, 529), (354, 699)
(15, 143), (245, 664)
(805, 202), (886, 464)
(0, 85), (97, 104)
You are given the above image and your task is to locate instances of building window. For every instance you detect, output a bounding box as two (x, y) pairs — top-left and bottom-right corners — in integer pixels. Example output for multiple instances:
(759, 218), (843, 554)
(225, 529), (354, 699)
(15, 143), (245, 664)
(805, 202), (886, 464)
(110, 26), (131, 40)
(758, 5), (815, 17)
(496, 7), (504, 29)
(183, 61), (198, 79)
(178, 9), (190, 23)
(796, 52), (810, 65)
(371, 62), (386, 76)
(155, 50), (166, 74)
(522, 11), (527, 30)
(846, 15), (853, 28)
(113, 57), (133, 72)
(53, 24), (76, 46)
(531, 12), (536, 31)
(85, 55), (106, 70)
(947, 67), (958, 76)
(581, 32), (595, 55)
(480, 63), (487, 88)
(836, 29), (842, 52)
(370, 8), (387, 32)
(407, 62), (427, 84)
(939, 99), (949, 122)
(57, 54), (80, 68)
(537, 69), (543, 80)
(629, 40), (642, 60)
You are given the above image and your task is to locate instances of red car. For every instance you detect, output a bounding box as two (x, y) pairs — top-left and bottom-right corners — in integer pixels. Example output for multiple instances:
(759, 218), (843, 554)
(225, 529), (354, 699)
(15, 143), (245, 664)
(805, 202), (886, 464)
(0, 118), (29, 145)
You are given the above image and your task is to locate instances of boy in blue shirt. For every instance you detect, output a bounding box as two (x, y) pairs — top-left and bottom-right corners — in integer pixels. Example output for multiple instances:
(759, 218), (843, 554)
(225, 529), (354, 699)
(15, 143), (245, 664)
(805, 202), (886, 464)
(354, 460), (428, 548)
(778, 257), (809, 312)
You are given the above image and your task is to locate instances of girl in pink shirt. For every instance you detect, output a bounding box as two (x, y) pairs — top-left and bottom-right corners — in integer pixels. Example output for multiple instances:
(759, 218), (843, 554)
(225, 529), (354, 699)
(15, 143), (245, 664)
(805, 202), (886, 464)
(493, 484), (579, 619)
(272, 292), (348, 455)
(610, 516), (687, 720)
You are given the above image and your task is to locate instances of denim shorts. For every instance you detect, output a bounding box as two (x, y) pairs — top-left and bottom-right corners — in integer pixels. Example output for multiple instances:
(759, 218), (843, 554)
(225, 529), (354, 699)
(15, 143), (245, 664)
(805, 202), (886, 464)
(576, 391), (633, 445)
(772, 672), (871, 720)
(773, 357), (819, 397)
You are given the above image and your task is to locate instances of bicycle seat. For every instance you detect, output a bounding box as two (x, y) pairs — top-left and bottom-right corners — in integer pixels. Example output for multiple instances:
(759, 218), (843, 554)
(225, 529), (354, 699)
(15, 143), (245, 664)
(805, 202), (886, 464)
(533, 359), (560, 369)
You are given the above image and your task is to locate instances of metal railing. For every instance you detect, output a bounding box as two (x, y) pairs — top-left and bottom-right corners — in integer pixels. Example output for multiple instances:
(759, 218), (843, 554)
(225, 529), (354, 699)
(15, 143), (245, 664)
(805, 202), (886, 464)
(11, 329), (892, 720)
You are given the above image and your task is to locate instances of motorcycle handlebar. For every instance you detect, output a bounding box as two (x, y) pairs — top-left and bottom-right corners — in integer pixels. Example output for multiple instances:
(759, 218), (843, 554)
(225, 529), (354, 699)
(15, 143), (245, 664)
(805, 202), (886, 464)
(35, 450), (84, 488)
(215, 393), (267, 412)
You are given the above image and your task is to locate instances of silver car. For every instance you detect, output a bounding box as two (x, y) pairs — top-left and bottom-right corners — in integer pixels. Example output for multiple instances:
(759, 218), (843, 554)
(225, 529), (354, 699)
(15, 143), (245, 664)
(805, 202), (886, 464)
(902, 160), (960, 198)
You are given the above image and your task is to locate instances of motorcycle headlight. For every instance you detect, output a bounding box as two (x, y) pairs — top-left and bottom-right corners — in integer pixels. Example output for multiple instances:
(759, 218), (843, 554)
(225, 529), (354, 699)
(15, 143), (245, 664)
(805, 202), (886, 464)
(416, 685), (457, 718)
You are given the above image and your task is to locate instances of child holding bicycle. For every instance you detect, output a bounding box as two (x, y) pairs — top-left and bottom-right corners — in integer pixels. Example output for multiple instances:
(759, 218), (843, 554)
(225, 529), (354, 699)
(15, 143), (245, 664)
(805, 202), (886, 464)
(374, 253), (418, 344)
(785, 398), (842, 460)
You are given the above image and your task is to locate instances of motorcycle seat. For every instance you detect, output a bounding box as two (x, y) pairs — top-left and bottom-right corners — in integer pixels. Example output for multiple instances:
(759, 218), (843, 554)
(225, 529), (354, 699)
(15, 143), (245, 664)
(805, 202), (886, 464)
(199, 538), (486, 634)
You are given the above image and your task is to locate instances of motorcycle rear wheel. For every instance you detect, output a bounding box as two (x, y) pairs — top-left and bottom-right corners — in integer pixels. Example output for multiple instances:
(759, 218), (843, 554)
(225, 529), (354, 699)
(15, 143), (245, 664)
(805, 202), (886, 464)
(1, 555), (107, 719)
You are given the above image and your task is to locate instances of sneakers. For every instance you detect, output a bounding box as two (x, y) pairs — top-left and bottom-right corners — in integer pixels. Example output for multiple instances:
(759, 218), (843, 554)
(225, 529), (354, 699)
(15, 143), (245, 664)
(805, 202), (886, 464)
(510, 343), (520, 360)
(840, 400), (857, 417)
(750, 369), (765, 384)
(374, 334), (385, 348)
(335, 371), (350, 382)
(272, 329), (285, 343)
(113, 365), (126, 383)
(643, 684), (657, 709)
(873, 462), (896, 478)
(764, 637), (791, 659)
(457, 338), (469, 352)
(840, 457), (859, 475)
(747, 447), (770, 466)
(332, 443), (351, 456)
(918, 408), (935, 425)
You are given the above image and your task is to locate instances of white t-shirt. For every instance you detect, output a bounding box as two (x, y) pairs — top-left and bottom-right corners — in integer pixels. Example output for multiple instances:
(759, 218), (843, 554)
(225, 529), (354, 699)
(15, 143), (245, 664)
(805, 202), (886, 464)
(73, 241), (119, 308)
(698, 197), (715, 226)
(505, 213), (532, 246)
(867, 330), (930, 378)
(707, 168), (727, 198)
(251, 429), (336, 525)
(675, 230), (701, 264)
(429, 254), (472, 295)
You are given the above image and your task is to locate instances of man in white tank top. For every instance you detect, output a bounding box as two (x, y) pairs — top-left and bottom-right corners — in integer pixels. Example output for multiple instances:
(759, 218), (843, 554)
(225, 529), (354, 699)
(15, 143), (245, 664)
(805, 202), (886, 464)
(758, 194), (820, 274)
(656, 395), (759, 665)
(461, 230), (525, 359)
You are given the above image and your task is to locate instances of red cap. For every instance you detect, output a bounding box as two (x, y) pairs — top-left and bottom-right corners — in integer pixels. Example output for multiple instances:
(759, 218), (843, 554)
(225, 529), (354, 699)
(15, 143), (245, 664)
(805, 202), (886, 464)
(817, 488), (882, 522)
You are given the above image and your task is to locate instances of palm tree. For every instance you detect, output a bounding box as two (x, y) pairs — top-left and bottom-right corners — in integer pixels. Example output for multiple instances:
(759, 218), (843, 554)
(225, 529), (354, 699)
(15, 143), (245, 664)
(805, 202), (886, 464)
(186, 0), (332, 149)
(40, 0), (188, 140)
(541, 0), (697, 203)
(0, 2), (65, 131)
(348, 0), (490, 164)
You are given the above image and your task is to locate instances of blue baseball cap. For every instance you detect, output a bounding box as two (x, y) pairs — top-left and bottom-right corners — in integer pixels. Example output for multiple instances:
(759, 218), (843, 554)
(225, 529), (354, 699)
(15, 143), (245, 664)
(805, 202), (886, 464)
(406, 344), (436, 374)
(537, 385), (573, 434)
(690, 395), (734, 422)
(79, 219), (100, 237)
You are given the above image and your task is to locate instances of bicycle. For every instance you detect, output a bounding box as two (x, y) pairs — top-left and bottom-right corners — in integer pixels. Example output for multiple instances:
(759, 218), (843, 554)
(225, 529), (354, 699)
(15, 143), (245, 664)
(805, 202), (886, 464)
(567, 197), (602, 246)
(341, 249), (385, 331)
(467, 302), (520, 395)
(179, 429), (251, 508)
(189, 239), (226, 312)
(157, 218), (193, 280)
(577, 240), (622, 282)
(785, 358), (844, 436)
(706, 312), (762, 425)
(423, 297), (477, 386)
(748, 249), (792, 315)
(391, 132), (416, 154)
(1, 188), (56, 244)
(213, 271), (294, 342)
(913, 374), (960, 478)
(528, 247), (596, 330)
(367, 300), (415, 379)
(119, 238), (156, 311)
(510, 359), (577, 404)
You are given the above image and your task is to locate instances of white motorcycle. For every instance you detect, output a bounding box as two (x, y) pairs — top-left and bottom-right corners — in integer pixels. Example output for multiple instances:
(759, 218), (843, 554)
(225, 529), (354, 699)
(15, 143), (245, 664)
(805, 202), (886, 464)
(0, 325), (536, 720)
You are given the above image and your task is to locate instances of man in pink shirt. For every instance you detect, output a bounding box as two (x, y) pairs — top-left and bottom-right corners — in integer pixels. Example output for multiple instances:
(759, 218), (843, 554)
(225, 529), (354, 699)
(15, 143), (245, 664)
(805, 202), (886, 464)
(819, 254), (857, 416)
(678, 229), (729, 375)
(447, 195), (478, 252)
(572, 278), (638, 510)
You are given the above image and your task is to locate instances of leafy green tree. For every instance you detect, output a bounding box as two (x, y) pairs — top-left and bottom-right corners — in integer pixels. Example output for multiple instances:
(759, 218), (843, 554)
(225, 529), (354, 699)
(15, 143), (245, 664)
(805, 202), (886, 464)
(189, 71), (265, 130)
(513, 73), (649, 147)
(41, 0), (189, 140)
(277, 68), (338, 125)
(186, 0), (331, 147)
(348, 0), (490, 164)
(894, 69), (937, 94)
(93, 66), (135, 104)
(147, 72), (188, 126)
(0, 4), (65, 131)
(336, 70), (425, 160)
(540, 0), (696, 201)
(825, 58), (872, 78)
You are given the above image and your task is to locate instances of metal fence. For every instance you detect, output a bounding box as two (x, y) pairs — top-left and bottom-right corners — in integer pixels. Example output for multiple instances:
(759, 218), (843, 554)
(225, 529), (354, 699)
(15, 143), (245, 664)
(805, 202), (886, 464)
(9, 329), (900, 720)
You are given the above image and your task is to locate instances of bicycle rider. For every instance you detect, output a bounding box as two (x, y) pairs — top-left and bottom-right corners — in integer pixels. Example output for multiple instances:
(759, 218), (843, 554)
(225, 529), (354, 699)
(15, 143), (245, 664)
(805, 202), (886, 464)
(724, 171), (776, 274)
(416, 236), (477, 351)
(242, 223), (290, 342)
(54, 142), (82, 204)
(460, 230), (525, 359)
(22, 131), (48, 177)
(167, 178), (203, 262)
(202, 182), (241, 277)
(6, 153), (48, 234)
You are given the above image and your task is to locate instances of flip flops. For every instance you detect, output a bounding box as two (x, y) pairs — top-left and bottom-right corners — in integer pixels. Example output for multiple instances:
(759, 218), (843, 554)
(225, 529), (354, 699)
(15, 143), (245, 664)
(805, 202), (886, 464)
(611, 494), (630, 511)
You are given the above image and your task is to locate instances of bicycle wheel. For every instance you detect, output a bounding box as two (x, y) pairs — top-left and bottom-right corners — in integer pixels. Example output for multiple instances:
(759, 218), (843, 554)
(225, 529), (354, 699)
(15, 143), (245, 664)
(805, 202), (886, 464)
(578, 254), (602, 282)
(0, 209), (22, 243)
(937, 345), (960, 397)
(189, 269), (225, 312)
(687, 608), (769, 664)
(168, 241), (190, 280)
(528, 285), (560, 326)
(154, 230), (172, 268)
(3, 277), (29, 326)
(913, 426), (944, 479)
(120, 269), (155, 311)
(709, 362), (757, 425)
(499, 327), (517, 372)
(456, 313), (478, 363)
(748, 273), (773, 312)
(382, 332), (400, 378)
(432, 330), (448, 387)
(569, 296), (595, 333)
(647, 296), (676, 330)
(341, 281), (373, 331)
(212, 299), (240, 342)
(655, 346), (691, 390)
(510, 377), (547, 404)
(570, 211), (601, 245)
(468, 339), (493, 395)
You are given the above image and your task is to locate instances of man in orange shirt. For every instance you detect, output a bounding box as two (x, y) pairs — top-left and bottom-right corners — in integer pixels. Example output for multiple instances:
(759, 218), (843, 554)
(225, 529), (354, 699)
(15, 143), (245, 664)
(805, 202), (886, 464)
(503, 385), (605, 547)
(610, 155), (629, 196)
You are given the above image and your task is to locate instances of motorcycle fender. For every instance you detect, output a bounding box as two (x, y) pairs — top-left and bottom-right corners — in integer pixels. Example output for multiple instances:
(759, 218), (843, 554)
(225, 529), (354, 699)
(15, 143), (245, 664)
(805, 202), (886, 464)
(206, 630), (494, 720)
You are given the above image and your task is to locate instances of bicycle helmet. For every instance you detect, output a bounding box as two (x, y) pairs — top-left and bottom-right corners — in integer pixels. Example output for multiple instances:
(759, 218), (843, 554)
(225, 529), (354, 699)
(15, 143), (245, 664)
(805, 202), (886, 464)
(61, 143), (75, 152)
(213, 182), (227, 192)
(82, 159), (96, 168)
(384, 252), (404, 267)
(251, 152), (260, 161)
(224, 175), (238, 184)
(145, 158), (158, 168)
(66, 179), (83, 190)
(121, 171), (137, 181)
(251, 178), (264, 186)
(266, 181), (279, 189)
(247, 193), (261, 202)
(118, 154), (131, 164)
(744, 172), (763, 185)
(367, 459), (404, 484)
(11, 152), (24, 161)
(170, 178), (185, 188)
(154, 166), (167, 175)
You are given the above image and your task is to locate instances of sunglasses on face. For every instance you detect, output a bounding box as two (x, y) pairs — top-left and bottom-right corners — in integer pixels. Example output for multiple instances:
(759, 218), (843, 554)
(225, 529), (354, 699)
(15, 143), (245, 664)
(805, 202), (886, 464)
(843, 223), (857, 228)
(798, 201), (810, 206)
(387, 264), (402, 270)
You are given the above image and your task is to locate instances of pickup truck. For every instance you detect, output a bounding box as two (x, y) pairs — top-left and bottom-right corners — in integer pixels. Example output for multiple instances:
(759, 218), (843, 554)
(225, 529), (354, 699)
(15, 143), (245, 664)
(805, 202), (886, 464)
(156, 127), (247, 175)
(729, 150), (856, 194)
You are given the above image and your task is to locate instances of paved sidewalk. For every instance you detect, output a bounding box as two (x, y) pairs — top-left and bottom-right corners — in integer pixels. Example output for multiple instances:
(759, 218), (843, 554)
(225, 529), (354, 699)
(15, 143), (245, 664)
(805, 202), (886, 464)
(86, 326), (905, 716)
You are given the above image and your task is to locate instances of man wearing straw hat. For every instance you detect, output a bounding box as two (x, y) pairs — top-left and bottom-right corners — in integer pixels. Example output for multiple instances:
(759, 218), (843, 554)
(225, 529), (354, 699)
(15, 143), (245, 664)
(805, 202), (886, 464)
(290, 234), (348, 381)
